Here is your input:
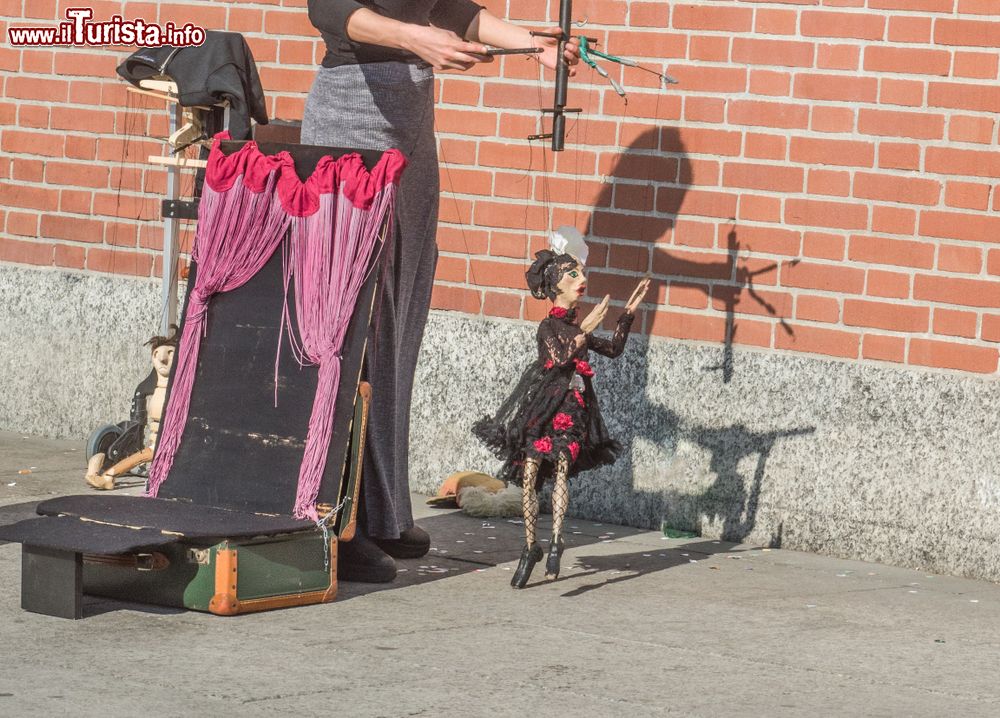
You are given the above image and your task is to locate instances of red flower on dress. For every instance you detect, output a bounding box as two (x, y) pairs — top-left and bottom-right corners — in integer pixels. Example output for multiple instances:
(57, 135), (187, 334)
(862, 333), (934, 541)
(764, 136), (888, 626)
(552, 412), (574, 431)
(549, 306), (568, 318)
(543, 359), (554, 370)
(533, 436), (553, 453)
(574, 390), (586, 407)
(574, 359), (595, 377)
(567, 442), (580, 461)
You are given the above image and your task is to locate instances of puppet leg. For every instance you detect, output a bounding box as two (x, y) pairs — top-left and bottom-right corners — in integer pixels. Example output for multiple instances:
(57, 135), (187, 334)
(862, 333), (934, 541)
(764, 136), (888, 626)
(511, 458), (543, 589)
(545, 454), (570, 580)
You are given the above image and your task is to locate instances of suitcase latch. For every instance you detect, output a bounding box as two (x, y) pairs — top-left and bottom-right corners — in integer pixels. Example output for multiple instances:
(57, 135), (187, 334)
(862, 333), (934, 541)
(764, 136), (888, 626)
(187, 548), (211, 565)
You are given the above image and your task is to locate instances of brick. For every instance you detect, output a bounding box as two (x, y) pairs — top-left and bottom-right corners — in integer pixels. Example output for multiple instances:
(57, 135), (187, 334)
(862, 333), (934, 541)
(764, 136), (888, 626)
(1, 130), (63, 158)
(661, 127), (742, 157)
(712, 285), (793, 319)
(885, 66), (945, 111)
(749, 70), (792, 97)
(656, 188), (738, 220)
(848, 235), (935, 269)
(808, 169), (851, 197)
(862, 334), (906, 363)
(86, 248), (153, 277)
(796, 295), (841, 323)
(794, 74), (878, 103)
(945, 182), (991, 211)
(482, 291), (522, 319)
(811, 106), (856, 134)
(648, 311), (728, 344)
(732, 38), (814, 68)
(745, 133), (786, 161)
(631, 2), (670, 27)
(805, 9), (886, 37)
(723, 162), (803, 193)
(938, 244), (983, 274)
(673, 220), (717, 249)
(791, 137), (875, 168)
(668, 282), (710, 310)
(786, 198), (869, 231)
(948, 116), (995, 145)
(436, 226), (488, 255)
(46, 161), (109, 189)
(775, 324), (860, 359)
(737, 258), (779, 287)
(920, 210), (1000, 243)
(861, 109), (945, 141)
(652, 249), (732, 281)
(599, 153), (678, 183)
(605, 31), (687, 60)
(431, 284), (482, 314)
(11, 158), (43, 183)
(928, 82), (1000, 114)
(983, 315), (1000, 343)
(684, 97), (726, 123)
(755, 8), (797, 35)
(53, 244), (85, 270)
(844, 298), (929, 332)
(739, 195), (782, 223)
(435, 108), (498, 137)
(925, 147), (1000, 178)
(781, 260), (865, 293)
(669, 65), (747, 94)
(606, 243), (649, 273)
(914, 275), (1000, 307)
(887, 15), (933, 43)
(872, 205), (917, 236)
(864, 47), (951, 77)
(1, 181), (59, 212)
(988, 249), (1000, 276)
(678, 159), (721, 187)
(732, 225), (802, 256)
(672, 4), (752, 32)
(4, 76), (68, 102)
(6, 212), (38, 237)
(803, 232), (846, 261)
(488, 231), (530, 260)
(18, 104), (48, 129)
(933, 308), (978, 338)
(934, 18), (1000, 47)
(953, 51), (999, 80)
(728, 100), (809, 130)
(39, 214), (104, 243)
(854, 173), (941, 207)
(50, 106), (115, 134)
(0, 237), (52, 266)
(909, 338), (997, 374)
(817, 44), (861, 71)
(867, 269), (911, 299)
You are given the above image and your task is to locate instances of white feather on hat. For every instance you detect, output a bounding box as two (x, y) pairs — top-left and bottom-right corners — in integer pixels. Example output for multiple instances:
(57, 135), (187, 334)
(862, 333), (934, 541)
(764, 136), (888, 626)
(550, 225), (589, 266)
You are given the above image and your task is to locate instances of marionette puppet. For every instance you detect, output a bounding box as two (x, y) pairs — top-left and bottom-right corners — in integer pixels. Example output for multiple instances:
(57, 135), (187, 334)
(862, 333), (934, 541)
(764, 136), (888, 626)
(473, 228), (649, 589)
(85, 328), (177, 490)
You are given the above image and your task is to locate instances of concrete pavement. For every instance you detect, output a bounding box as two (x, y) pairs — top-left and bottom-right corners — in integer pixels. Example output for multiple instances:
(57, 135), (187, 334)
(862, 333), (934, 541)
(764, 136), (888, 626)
(1, 432), (999, 717)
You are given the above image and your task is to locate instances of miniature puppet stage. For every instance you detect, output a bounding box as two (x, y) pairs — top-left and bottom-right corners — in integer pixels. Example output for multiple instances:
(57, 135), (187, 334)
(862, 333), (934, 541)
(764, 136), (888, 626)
(0, 140), (391, 618)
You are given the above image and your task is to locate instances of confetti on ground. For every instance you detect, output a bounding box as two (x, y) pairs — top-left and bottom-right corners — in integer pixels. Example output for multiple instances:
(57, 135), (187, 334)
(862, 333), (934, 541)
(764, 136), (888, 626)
(709, 566), (720, 570)
(642, 554), (651, 557)
(806, 604), (816, 608)
(908, 590), (918, 594)
(7, 482), (15, 487)
(17, 469), (31, 475)
(473, 550), (483, 554)
(970, 600), (979, 603)
(456, 540), (465, 543)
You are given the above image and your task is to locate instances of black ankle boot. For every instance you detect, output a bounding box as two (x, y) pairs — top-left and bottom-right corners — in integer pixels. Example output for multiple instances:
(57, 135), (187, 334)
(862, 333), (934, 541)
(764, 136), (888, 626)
(373, 525), (431, 559)
(544, 534), (565, 580)
(510, 543), (544, 589)
(337, 530), (397, 583)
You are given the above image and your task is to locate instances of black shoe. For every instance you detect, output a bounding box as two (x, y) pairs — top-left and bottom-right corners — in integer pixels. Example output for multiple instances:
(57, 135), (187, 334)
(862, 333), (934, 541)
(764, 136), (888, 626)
(544, 534), (565, 580)
(337, 531), (397, 583)
(373, 525), (431, 559)
(511, 543), (544, 589)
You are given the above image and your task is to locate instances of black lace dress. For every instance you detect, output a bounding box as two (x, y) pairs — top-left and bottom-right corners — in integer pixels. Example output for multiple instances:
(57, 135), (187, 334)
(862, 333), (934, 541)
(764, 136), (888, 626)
(473, 306), (635, 489)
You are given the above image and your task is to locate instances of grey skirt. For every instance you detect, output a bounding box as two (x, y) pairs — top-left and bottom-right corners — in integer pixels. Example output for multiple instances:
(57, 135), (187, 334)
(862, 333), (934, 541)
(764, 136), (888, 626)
(302, 62), (440, 539)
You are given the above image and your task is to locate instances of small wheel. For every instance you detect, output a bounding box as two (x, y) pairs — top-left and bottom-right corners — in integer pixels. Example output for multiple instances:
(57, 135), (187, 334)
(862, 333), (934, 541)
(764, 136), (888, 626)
(86, 423), (123, 461)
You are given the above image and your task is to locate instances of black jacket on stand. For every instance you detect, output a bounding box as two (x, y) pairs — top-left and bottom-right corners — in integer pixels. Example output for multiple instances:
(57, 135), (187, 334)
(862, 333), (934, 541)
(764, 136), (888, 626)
(116, 30), (268, 140)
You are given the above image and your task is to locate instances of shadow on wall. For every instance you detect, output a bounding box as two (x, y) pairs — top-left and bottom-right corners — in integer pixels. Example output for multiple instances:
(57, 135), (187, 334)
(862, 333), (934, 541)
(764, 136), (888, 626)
(560, 126), (815, 543)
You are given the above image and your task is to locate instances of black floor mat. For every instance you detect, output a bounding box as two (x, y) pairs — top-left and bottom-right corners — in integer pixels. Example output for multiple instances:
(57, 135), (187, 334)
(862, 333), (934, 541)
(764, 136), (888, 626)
(36, 495), (314, 539)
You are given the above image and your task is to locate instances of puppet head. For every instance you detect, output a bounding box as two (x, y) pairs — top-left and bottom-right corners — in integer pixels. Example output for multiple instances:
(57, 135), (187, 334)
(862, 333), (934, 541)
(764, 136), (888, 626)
(525, 226), (591, 304)
(146, 325), (178, 378)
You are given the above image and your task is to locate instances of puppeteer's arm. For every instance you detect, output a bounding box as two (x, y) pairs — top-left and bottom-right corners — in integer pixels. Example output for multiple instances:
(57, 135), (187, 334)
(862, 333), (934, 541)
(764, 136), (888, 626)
(587, 311), (635, 358)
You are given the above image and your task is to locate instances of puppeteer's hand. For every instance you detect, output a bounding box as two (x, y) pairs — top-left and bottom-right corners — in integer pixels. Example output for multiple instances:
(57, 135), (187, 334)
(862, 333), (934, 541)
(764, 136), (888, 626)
(531, 28), (580, 75)
(403, 25), (492, 71)
(624, 278), (650, 314)
(580, 295), (610, 334)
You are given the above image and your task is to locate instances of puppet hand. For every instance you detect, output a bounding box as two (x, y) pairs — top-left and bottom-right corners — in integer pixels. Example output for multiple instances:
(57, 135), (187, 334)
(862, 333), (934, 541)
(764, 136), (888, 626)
(531, 29), (580, 76)
(404, 26), (492, 71)
(625, 278), (650, 314)
(580, 295), (610, 333)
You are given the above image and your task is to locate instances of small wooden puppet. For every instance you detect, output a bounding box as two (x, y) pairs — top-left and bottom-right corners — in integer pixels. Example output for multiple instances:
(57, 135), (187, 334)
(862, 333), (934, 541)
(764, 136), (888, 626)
(473, 227), (649, 588)
(85, 328), (177, 490)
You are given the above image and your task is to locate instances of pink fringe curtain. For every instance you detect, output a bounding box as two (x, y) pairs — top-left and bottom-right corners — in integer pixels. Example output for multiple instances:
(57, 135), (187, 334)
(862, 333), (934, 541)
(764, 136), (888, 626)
(147, 133), (406, 519)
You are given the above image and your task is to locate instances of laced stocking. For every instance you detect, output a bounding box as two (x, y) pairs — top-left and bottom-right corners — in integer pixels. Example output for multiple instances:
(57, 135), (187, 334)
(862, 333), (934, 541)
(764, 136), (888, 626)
(521, 459), (540, 546)
(551, 454), (570, 540)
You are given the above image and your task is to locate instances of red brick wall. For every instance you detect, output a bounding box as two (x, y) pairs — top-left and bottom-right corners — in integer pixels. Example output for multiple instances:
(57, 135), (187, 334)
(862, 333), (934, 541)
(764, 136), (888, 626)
(3, 1), (1000, 374)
